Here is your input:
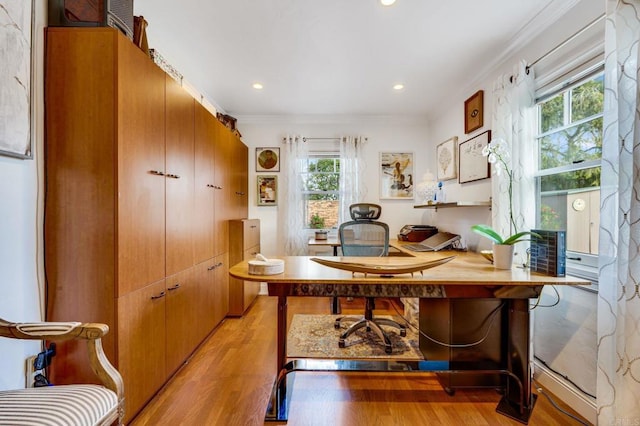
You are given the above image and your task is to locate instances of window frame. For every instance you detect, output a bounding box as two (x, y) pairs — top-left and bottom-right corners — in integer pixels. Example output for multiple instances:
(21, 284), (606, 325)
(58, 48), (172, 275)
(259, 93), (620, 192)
(301, 151), (341, 231)
(533, 65), (604, 288)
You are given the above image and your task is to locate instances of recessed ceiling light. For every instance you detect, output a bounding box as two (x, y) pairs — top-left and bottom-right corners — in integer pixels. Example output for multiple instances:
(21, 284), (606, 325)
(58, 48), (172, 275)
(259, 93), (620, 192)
(393, 84), (404, 90)
(381, 0), (396, 6)
(252, 82), (264, 90)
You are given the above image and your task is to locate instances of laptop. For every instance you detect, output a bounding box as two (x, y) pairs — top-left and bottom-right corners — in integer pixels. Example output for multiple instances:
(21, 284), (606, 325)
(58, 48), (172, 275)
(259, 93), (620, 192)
(402, 232), (461, 252)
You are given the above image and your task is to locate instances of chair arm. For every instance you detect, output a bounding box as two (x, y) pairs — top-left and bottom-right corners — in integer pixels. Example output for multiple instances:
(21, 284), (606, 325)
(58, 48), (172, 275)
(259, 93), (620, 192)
(0, 318), (124, 401)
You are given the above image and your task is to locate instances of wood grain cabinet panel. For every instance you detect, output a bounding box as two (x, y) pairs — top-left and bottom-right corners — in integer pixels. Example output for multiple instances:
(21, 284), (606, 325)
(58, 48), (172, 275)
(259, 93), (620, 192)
(165, 75), (195, 276)
(229, 219), (260, 316)
(44, 28), (246, 423)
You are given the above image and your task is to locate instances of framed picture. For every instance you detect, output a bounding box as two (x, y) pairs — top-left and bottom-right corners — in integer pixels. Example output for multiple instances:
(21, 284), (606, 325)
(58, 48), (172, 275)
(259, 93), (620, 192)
(257, 175), (278, 206)
(379, 152), (414, 200)
(436, 137), (458, 181)
(464, 90), (484, 134)
(459, 130), (491, 184)
(0, 0), (34, 159)
(256, 147), (280, 172)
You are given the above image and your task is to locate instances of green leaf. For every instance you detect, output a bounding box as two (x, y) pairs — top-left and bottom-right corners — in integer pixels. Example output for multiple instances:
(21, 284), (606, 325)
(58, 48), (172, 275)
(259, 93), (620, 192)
(503, 231), (542, 245)
(471, 224), (504, 244)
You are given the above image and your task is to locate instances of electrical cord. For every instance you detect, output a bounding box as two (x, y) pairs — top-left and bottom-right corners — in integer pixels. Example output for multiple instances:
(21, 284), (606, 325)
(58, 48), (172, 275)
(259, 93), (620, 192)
(534, 355), (596, 399)
(533, 378), (591, 425)
(530, 284), (561, 309)
(390, 299), (504, 348)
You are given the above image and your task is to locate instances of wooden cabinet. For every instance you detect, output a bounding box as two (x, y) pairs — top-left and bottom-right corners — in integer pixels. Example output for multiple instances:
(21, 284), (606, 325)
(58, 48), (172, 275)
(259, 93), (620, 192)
(165, 75), (195, 276)
(229, 219), (261, 316)
(44, 28), (245, 423)
(230, 134), (249, 220)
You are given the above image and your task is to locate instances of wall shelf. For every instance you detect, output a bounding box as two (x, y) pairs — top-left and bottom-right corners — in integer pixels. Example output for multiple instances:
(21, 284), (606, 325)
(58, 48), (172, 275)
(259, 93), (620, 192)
(414, 201), (491, 211)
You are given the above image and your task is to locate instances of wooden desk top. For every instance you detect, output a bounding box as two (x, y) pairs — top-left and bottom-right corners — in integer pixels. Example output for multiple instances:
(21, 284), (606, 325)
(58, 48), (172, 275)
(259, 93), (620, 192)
(229, 250), (589, 287)
(307, 237), (340, 247)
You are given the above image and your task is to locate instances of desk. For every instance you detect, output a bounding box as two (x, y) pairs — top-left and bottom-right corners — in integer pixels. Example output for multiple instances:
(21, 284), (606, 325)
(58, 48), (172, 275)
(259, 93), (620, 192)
(229, 251), (588, 423)
(307, 236), (340, 256)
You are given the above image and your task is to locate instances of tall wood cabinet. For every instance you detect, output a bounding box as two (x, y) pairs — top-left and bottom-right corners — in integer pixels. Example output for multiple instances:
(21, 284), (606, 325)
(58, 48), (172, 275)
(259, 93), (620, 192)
(228, 219), (261, 316)
(44, 27), (246, 422)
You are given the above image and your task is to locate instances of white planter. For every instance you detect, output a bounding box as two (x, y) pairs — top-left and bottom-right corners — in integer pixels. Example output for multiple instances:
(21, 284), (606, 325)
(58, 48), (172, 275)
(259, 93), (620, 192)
(493, 244), (514, 269)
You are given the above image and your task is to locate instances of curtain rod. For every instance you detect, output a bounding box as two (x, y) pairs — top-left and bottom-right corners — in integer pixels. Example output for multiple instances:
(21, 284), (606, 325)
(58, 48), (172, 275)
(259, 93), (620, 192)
(527, 13), (605, 71)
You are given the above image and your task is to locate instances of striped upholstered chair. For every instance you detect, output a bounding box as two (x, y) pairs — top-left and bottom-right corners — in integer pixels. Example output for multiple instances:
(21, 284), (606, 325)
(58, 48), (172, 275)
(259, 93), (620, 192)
(0, 318), (124, 425)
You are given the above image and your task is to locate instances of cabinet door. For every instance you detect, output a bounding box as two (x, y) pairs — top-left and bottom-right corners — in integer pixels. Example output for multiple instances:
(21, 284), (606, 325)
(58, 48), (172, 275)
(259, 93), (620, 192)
(231, 135), (249, 219)
(117, 280), (167, 423)
(194, 259), (218, 337)
(165, 75), (195, 276)
(213, 252), (229, 326)
(165, 267), (198, 375)
(193, 104), (216, 263)
(117, 36), (166, 295)
(243, 219), (260, 250)
(213, 119), (231, 255)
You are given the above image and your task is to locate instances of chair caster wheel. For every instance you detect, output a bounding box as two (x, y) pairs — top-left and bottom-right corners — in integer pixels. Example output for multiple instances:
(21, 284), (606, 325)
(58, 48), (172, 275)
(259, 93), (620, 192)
(444, 388), (455, 396)
(400, 329), (406, 337)
(339, 340), (346, 348)
(385, 346), (393, 354)
(334, 321), (341, 329)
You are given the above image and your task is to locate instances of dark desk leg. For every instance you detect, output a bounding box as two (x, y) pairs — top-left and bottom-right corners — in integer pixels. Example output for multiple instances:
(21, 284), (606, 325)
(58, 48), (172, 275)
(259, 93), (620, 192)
(496, 298), (537, 424)
(266, 295), (290, 421)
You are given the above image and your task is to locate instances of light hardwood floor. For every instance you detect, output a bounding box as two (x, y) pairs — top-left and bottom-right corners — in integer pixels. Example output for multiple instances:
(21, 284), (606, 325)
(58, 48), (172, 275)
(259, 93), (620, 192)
(130, 296), (590, 425)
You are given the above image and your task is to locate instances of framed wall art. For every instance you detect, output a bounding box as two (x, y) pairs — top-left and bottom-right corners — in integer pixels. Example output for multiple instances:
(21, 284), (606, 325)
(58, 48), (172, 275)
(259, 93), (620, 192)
(464, 90), (484, 134)
(458, 130), (491, 184)
(0, 0), (34, 159)
(436, 136), (458, 181)
(379, 152), (414, 200)
(257, 175), (278, 206)
(256, 147), (280, 172)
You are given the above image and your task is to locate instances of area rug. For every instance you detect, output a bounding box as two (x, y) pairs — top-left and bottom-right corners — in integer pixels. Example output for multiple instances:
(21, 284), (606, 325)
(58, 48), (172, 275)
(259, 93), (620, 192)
(287, 314), (423, 360)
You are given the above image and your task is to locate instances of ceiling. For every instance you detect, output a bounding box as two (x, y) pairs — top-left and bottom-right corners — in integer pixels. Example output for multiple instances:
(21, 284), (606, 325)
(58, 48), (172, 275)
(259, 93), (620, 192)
(134, 0), (575, 118)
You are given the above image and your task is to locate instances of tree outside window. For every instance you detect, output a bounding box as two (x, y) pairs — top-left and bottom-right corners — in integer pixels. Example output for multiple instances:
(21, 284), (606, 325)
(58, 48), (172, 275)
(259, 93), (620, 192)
(536, 71), (603, 260)
(302, 155), (340, 229)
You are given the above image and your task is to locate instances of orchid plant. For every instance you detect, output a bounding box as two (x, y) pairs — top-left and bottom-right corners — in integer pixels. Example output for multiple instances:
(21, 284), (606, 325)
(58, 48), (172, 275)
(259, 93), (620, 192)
(471, 139), (540, 245)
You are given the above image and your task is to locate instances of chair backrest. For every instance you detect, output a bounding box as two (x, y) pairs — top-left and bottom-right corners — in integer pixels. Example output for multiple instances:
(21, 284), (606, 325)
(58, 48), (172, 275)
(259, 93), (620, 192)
(339, 203), (389, 257)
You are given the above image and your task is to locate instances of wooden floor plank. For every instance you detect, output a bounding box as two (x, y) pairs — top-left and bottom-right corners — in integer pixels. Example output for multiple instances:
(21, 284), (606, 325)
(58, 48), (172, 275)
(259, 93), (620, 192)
(130, 296), (591, 425)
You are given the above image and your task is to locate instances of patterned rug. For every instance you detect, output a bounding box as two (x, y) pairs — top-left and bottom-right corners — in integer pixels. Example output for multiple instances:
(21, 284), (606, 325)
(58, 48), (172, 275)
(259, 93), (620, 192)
(287, 314), (424, 360)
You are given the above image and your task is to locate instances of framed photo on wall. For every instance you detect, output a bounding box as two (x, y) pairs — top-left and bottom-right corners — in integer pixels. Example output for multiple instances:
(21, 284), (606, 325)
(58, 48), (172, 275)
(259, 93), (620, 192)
(436, 136), (458, 181)
(257, 175), (278, 206)
(458, 130), (491, 184)
(464, 90), (484, 134)
(379, 152), (414, 200)
(256, 147), (280, 172)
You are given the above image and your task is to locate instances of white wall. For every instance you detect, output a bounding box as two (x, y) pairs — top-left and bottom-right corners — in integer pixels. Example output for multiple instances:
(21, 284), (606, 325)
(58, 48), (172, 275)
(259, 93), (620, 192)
(0, 0), (45, 390)
(237, 115), (494, 257)
(426, 0), (602, 422)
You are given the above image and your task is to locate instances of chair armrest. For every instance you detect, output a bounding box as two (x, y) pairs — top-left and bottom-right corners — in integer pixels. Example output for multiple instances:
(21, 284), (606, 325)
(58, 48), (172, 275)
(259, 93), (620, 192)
(0, 318), (124, 401)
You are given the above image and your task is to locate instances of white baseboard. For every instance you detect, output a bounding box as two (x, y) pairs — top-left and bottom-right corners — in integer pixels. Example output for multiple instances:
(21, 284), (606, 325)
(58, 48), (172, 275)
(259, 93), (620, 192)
(533, 361), (596, 425)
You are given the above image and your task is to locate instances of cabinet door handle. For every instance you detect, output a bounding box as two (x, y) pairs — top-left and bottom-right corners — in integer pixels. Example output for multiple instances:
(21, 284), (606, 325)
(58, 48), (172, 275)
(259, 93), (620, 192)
(250, 225), (257, 228)
(216, 262), (223, 267)
(208, 184), (216, 188)
(167, 283), (181, 291)
(166, 173), (181, 179)
(149, 170), (165, 176)
(151, 291), (166, 300)
(207, 264), (217, 271)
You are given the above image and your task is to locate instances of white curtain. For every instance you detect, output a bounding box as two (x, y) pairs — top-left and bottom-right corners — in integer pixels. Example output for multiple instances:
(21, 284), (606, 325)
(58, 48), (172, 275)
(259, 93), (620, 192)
(280, 135), (309, 255)
(339, 136), (367, 223)
(597, 0), (640, 422)
(490, 60), (537, 265)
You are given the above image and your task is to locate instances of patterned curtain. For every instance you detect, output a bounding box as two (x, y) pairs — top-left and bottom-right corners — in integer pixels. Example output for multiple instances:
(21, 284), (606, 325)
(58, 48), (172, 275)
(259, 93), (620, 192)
(597, 1), (640, 422)
(490, 60), (537, 265)
(339, 136), (367, 224)
(280, 135), (309, 255)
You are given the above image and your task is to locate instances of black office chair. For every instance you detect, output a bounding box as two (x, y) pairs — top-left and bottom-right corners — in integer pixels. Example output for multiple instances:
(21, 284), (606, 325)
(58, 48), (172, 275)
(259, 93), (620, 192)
(335, 203), (406, 354)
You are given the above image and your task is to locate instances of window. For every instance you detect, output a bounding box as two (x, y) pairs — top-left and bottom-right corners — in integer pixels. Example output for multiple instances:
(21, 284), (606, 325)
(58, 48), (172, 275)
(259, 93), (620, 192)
(535, 68), (604, 280)
(302, 154), (340, 229)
